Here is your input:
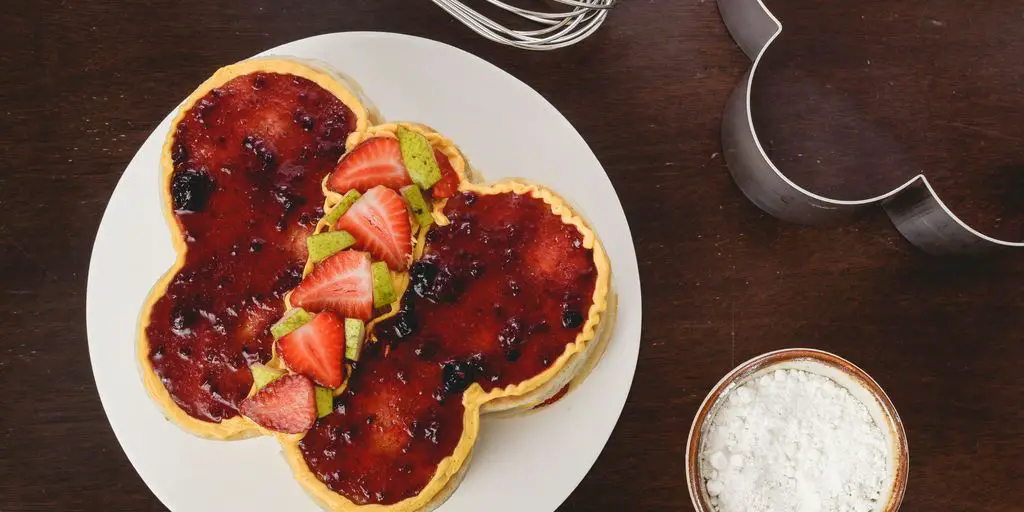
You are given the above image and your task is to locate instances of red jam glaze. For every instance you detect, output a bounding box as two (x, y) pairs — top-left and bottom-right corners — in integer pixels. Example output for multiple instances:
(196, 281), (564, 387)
(300, 191), (598, 505)
(145, 72), (356, 423)
(536, 383), (571, 409)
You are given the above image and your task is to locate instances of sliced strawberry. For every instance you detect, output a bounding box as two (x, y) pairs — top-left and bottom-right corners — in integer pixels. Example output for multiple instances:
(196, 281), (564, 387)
(239, 374), (316, 434)
(290, 251), (373, 320)
(327, 137), (411, 193)
(277, 312), (345, 387)
(430, 148), (460, 198)
(336, 186), (413, 270)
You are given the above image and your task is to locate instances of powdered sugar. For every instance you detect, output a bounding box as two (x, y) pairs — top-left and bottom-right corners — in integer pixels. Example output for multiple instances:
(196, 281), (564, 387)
(701, 368), (889, 512)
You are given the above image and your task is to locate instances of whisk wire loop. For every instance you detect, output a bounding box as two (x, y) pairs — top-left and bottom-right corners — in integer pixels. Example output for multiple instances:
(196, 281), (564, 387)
(432, 0), (615, 50)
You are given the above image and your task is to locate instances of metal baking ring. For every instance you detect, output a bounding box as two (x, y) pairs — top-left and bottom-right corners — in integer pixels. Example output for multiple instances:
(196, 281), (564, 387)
(718, 0), (1023, 255)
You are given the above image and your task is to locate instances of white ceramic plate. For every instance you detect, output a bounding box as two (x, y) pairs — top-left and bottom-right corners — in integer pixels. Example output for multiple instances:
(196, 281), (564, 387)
(87, 32), (641, 512)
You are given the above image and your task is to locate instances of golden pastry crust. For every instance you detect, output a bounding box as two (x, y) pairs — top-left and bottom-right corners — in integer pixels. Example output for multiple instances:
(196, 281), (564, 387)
(137, 57), (371, 440)
(279, 178), (612, 511)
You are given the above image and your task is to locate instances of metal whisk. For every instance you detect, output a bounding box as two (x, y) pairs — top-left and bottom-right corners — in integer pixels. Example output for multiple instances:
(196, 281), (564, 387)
(432, 0), (616, 50)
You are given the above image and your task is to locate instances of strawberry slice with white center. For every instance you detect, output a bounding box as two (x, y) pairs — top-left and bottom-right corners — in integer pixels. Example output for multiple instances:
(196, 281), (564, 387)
(277, 312), (345, 388)
(430, 148), (460, 198)
(239, 374), (316, 434)
(335, 185), (413, 270)
(290, 250), (373, 320)
(327, 137), (412, 193)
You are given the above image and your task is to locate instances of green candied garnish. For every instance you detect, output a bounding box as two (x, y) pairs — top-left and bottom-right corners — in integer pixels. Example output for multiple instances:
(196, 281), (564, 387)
(323, 189), (362, 226)
(270, 308), (313, 340)
(401, 185), (434, 228)
(371, 261), (397, 308)
(250, 363), (285, 390)
(344, 318), (365, 362)
(396, 126), (442, 189)
(306, 230), (356, 264)
(315, 386), (334, 418)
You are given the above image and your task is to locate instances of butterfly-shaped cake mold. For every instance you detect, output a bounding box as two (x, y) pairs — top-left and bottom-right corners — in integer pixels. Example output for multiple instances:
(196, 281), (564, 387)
(719, 0), (1023, 254)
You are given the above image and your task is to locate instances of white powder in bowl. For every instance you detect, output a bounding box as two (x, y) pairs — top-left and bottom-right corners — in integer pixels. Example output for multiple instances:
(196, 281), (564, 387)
(700, 368), (889, 512)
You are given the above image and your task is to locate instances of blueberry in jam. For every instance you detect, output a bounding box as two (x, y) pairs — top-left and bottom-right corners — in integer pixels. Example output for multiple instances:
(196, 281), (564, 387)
(393, 301), (418, 339)
(407, 255), (467, 303)
(497, 317), (525, 354)
(242, 134), (277, 170)
(431, 266), (467, 303)
(171, 168), (215, 213)
(469, 260), (485, 279)
(171, 141), (188, 165)
(272, 265), (304, 297)
(409, 259), (437, 299)
(170, 302), (198, 335)
(561, 310), (584, 329)
(439, 357), (485, 398)
(561, 292), (585, 329)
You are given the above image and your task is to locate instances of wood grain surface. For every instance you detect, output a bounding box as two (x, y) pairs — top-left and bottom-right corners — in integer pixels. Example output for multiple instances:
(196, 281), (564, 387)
(0, 1), (1021, 510)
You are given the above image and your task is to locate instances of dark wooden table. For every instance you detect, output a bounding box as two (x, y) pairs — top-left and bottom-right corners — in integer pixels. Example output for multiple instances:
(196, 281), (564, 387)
(1, 1), (1021, 510)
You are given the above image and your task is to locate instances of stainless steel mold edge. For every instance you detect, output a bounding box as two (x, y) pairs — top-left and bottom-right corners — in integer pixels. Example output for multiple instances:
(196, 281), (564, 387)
(717, 0), (1023, 255)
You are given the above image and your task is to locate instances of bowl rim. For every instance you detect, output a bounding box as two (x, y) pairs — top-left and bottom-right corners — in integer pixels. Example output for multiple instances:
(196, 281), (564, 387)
(684, 348), (909, 511)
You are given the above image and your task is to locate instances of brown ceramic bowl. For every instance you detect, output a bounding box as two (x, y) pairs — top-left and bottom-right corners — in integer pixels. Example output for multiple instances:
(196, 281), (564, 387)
(685, 349), (909, 511)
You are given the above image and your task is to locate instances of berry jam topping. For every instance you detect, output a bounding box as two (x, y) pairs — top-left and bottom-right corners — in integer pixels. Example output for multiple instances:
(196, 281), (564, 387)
(146, 72), (356, 423)
(299, 190), (598, 504)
